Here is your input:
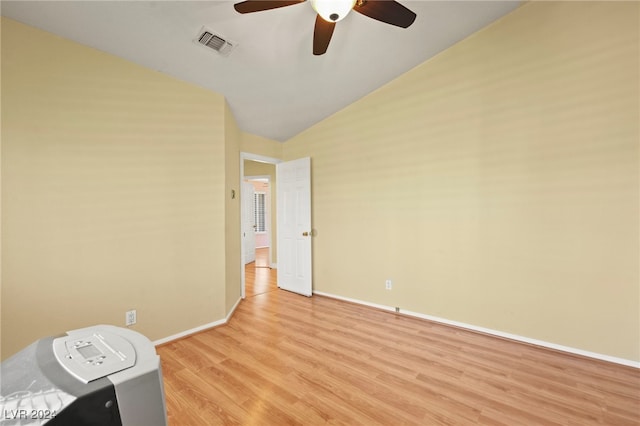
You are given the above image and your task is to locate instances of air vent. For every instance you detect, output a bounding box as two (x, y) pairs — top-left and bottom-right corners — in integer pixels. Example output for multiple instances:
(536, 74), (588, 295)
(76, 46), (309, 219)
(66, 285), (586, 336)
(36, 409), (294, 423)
(195, 28), (235, 57)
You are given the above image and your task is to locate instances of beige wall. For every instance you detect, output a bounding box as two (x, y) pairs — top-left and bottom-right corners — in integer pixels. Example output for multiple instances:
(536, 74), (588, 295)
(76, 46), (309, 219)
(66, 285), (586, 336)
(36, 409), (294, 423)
(225, 102), (242, 314)
(1, 18), (232, 358)
(241, 133), (282, 159)
(244, 160), (277, 263)
(284, 2), (639, 361)
(0, 18), (3, 359)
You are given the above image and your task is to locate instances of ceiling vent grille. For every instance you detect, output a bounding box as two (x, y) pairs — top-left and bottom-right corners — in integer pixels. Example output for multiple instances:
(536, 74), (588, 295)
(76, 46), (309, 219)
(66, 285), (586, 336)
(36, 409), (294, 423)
(196, 29), (235, 57)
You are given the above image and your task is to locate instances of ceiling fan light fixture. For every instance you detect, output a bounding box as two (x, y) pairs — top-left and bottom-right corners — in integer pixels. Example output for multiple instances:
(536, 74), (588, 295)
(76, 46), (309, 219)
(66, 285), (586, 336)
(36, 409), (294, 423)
(311, 0), (356, 22)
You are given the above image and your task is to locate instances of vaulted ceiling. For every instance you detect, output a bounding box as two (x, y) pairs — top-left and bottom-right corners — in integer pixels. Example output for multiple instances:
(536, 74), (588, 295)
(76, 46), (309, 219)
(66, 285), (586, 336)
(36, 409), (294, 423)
(1, 1), (521, 141)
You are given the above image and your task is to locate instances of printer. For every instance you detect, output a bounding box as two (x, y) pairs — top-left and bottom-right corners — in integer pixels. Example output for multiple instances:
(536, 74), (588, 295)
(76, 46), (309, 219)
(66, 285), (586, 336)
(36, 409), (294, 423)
(0, 325), (168, 425)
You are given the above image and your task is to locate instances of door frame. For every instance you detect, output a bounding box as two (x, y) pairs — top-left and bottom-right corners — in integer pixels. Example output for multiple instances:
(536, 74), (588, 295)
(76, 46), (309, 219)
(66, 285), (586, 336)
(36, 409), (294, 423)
(241, 180), (256, 265)
(240, 152), (282, 299)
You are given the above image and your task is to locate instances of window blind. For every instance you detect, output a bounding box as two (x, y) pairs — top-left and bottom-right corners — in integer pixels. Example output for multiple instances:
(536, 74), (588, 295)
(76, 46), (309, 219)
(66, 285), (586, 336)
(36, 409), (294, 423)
(254, 192), (266, 233)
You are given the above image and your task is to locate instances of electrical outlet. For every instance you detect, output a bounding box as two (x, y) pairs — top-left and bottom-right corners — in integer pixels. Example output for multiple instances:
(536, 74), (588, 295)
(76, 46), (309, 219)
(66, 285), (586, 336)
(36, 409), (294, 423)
(385, 279), (392, 290)
(125, 309), (137, 326)
(395, 307), (400, 313)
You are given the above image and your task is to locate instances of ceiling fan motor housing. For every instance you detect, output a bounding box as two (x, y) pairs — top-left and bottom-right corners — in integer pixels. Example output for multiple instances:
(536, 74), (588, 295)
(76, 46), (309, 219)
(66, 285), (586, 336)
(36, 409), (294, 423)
(311, 0), (357, 22)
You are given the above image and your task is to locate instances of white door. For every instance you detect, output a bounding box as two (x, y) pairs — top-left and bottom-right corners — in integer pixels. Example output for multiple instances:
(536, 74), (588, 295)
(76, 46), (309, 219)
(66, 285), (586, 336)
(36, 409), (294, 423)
(277, 157), (312, 296)
(242, 181), (256, 264)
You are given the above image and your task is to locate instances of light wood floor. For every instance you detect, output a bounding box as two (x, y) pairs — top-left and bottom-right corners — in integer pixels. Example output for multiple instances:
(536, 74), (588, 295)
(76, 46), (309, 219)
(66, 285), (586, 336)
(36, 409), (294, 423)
(244, 248), (277, 298)
(158, 256), (640, 425)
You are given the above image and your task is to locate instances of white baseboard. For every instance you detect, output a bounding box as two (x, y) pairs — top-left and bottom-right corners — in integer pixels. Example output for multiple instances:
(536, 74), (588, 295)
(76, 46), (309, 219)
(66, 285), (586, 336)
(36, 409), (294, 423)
(153, 296), (242, 346)
(313, 291), (640, 369)
(225, 297), (242, 322)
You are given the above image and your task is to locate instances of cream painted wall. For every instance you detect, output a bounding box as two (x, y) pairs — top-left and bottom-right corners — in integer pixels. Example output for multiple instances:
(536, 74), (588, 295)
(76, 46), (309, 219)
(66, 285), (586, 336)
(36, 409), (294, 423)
(1, 18), (229, 358)
(244, 160), (278, 263)
(284, 2), (639, 361)
(241, 133), (282, 159)
(225, 102), (242, 314)
(0, 18), (4, 359)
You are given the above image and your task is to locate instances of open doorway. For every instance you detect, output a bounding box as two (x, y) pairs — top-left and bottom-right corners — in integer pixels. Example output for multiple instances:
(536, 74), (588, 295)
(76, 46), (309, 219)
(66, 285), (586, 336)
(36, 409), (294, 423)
(243, 176), (272, 268)
(240, 153), (281, 299)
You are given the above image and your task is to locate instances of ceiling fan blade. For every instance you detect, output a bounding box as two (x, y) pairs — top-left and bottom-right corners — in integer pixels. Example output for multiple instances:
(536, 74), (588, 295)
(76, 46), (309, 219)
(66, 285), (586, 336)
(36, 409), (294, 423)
(354, 0), (416, 28)
(313, 15), (336, 55)
(234, 1), (305, 14)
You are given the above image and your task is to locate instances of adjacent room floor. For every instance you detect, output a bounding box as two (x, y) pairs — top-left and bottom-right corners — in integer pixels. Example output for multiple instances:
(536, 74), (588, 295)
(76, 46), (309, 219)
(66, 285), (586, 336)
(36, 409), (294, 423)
(157, 255), (639, 425)
(244, 248), (277, 298)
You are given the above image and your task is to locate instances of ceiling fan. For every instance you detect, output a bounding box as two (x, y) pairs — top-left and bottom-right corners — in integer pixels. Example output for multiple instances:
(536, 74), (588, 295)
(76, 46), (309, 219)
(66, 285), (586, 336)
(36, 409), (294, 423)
(233, 0), (417, 55)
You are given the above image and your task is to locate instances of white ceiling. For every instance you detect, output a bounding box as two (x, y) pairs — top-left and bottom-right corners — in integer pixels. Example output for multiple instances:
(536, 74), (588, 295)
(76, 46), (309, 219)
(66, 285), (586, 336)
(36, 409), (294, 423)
(1, 0), (521, 142)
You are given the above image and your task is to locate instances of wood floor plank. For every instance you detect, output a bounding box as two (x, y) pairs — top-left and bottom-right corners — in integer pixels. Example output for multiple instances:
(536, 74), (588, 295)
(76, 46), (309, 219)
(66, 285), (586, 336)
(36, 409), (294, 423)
(157, 257), (640, 425)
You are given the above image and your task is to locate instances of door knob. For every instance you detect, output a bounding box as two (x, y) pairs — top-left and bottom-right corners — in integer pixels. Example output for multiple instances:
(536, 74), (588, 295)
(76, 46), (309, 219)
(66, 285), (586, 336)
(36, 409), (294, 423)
(302, 231), (309, 237)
